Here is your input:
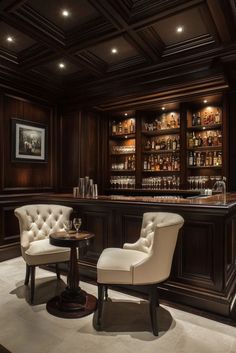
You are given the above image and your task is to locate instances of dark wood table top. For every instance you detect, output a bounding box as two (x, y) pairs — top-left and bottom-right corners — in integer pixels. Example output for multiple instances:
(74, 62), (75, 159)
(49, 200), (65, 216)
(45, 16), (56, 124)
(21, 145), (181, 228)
(49, 231), (94, 248)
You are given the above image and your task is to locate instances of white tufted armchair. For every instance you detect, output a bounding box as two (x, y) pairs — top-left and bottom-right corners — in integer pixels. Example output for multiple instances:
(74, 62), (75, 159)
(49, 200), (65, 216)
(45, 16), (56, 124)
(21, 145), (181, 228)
(96, 212), (184, 335)
(14, 204), (73, 303)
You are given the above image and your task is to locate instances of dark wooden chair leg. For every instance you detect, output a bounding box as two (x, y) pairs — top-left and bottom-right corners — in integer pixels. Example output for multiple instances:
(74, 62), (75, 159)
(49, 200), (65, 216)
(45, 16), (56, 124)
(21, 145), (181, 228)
(149, 284), (159, 336)
(97, 283), (105, 328)
(30, 266), (36, 304)
(104, 285), (108, 301)
(24, 264), (30, 285)
(55, 263), (60, 279)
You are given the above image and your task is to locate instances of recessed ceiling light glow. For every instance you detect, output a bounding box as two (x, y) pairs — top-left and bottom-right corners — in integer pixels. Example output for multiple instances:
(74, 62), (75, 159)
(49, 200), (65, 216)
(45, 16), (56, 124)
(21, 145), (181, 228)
(62, 9), (70, 17)
(176, 26), (183, 33)
(111, 48), (118, 54)
(203, 99), (208, 103)
(58, 62), (65, 69)
(162, 107), (165, 111)
(6, 36), (14, 42)
(124, 113), (128, 116)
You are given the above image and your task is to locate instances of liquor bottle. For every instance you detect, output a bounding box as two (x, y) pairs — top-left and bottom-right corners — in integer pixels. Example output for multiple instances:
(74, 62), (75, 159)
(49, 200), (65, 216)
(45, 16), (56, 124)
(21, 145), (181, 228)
(207, 132), (213, 146)
(188, 133), (194, 148)
(172, 137), (177, 150)
(200, 152), (205, 166)
(208, 151), (213, 165)
(217, 152), (222, 166)
(203, 132), (207, 146)
(166, 137), (171, 150)
(193, 152), (197, 166)
(218, 130), (222, 145)
(177, 136), (180, 150)
(192, 114), (196, 126)
(112, 121), (117, 135)
(196, 152), (201, 167)
(118, 121), (123, 134)
(124, 157), (128, 170)
(213, 151), (218, 166)
(145, 139), (151, 150)
(215, 109), (221, 124)
(197, 112), (201, 126)
(124, 121), (129, 134)
(130, 119), (135, 133)
(151, 139), (155, 150)
(143, 157), (148, 170)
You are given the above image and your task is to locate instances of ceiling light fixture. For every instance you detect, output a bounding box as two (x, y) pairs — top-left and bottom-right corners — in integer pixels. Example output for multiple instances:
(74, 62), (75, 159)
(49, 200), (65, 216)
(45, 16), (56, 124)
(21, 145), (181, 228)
(162, 107), (165, 111)
(124, 113), (128, 116)
(62, 9), (70, 17)
(203, 99), (208, 103)
(6, 36), (14, 42)
(58, 62), (65, 69)
(176, 26), (183, 33)
(111, 48), (118, 54)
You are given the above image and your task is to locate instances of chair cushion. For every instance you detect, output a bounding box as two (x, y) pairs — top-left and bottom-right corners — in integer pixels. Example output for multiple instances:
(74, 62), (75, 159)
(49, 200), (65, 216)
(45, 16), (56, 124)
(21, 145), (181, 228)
(97, 248), (147, 284)
(23, 238), (70, 266)
(25, 238), (68, 256)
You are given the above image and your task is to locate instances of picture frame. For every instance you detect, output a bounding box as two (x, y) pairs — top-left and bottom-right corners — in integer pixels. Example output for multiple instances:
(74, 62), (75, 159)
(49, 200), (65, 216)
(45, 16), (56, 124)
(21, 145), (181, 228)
(11, 118), (48, 162)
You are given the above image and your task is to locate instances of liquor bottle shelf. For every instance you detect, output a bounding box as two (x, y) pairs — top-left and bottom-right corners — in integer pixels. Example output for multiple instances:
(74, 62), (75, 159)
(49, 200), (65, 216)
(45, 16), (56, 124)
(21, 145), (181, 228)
(187, 146), (222, 151)
(109, 133), (135, 139)
(110, 169), (136, 173)
(110, 152), (136, 156)
(142, 170), (180, 173)
(187, 124), (222, 131)
(143, 149), (180, 154)
(142, 128), (180, 136)
(187, 166), (222, 169)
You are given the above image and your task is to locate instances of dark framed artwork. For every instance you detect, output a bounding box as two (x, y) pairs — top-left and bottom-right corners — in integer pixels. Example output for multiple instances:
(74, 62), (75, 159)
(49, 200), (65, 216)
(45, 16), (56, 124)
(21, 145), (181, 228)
(11, 118), (48, 162)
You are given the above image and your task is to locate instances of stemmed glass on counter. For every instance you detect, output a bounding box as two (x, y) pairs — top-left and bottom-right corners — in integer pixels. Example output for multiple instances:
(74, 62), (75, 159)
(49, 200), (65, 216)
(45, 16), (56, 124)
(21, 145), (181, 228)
(73, 218), (82, 233)
(63, 220), (72, 234)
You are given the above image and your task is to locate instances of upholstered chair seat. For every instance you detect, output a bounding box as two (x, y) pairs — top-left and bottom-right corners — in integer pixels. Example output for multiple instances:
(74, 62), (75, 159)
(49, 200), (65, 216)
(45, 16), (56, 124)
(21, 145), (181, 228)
(96, 212), (184, 336)
(15, 204), (73, 303)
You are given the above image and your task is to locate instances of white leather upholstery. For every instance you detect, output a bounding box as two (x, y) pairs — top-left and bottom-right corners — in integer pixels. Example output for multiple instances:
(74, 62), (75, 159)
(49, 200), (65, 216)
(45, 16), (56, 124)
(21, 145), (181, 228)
(14, 204), (73, 266)
(97, 212), (184, 285)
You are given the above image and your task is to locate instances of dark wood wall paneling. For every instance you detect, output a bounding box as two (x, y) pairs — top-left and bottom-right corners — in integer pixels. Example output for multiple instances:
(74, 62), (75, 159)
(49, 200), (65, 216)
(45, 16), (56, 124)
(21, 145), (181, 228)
(0, 93), (56, 193)
(0, 90), (58, 260)
(59, 106), (103, 192)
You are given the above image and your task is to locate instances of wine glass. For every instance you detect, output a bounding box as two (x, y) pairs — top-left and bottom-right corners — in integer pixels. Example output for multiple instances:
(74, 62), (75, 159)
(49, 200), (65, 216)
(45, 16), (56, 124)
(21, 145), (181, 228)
(73, 218), (82, 233)
(63, 220), (72, 234)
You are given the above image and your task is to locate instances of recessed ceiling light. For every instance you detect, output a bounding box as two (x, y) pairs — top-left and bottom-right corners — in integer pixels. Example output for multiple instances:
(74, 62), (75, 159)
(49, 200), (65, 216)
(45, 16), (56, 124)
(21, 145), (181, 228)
(6, 36), (14, 42)
(176, 26), (183, 33)
(203, 99), (208, 103)
(58, 62), (65, 69)
(111, 48), (118, 54)
(162, 107), (165, 111)
(62, 9), (70, 17)
(124, 113), (128, 116)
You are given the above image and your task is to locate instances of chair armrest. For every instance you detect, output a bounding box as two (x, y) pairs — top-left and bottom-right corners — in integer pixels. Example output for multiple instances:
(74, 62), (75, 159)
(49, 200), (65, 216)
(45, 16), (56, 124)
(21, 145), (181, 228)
(123, 238), (149, 253)
(20, 230), (33, 250)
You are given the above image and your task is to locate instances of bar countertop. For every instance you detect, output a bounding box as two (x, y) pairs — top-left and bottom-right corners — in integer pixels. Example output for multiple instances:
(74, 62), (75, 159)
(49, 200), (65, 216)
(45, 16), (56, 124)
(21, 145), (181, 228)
(36, 192), (236, 210)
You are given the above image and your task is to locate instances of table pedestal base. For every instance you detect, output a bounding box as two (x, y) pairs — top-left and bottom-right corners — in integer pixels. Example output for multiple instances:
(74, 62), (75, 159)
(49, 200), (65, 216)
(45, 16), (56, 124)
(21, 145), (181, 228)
(46, 288), (97, 318)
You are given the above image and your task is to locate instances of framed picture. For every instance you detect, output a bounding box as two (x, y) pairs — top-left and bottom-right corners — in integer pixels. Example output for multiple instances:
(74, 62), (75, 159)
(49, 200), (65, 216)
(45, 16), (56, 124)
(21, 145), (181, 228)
(11, 118), (48, 162)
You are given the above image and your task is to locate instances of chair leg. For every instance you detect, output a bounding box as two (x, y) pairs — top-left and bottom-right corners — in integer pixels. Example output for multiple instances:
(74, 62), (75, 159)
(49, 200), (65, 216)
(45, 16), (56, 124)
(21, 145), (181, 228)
(104, 285), (108, 301)
(55, 263), (60, 279)
(97, 283), (105, 328)
(30, 266), (36, 304)
(149, 284), (159, 336)
(24, 264), (30, 285)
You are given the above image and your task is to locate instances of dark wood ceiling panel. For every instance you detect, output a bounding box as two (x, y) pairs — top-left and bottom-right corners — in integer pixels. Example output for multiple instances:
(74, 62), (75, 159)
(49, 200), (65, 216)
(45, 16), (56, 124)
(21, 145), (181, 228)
(86, 36), (140, 64)
(152, 7), (208, 46)
(0, 21), (35, 52)
(27, 0), (100, 31)
(0, 0), (235, 104)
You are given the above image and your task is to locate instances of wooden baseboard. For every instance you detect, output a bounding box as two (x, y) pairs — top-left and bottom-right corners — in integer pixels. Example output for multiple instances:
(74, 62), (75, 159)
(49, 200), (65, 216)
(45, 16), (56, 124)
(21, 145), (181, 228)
(0, 243), (21, 262)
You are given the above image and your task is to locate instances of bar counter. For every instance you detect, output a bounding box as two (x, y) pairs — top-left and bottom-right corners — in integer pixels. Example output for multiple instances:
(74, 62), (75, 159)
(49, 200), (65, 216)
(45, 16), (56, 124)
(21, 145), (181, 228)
(35, 192), (236, 322)
(1, 191), (235, 322)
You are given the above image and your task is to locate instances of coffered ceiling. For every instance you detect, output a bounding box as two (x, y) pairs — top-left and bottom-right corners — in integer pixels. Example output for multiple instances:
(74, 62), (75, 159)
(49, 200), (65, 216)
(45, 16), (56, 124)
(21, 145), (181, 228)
(0, 0), (236, 107)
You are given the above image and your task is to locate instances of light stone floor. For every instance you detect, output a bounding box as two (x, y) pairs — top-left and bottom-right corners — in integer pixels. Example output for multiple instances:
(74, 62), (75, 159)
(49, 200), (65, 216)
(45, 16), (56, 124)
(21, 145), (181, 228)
(0, 257), (236, 353)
